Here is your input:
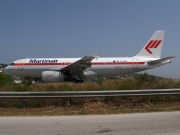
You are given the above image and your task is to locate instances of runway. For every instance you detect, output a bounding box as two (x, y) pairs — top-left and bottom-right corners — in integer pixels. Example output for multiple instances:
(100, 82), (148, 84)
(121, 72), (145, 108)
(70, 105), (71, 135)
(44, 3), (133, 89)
(0, 111), (180, 135)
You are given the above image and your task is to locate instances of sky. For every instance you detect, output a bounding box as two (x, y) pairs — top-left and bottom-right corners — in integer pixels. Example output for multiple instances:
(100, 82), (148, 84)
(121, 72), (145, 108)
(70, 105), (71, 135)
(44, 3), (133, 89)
(0, 0), (180, 78)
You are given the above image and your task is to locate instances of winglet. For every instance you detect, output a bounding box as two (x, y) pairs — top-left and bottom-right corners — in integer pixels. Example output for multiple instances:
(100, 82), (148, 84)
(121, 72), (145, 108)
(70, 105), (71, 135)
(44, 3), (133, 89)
(93, 53), (100, 60)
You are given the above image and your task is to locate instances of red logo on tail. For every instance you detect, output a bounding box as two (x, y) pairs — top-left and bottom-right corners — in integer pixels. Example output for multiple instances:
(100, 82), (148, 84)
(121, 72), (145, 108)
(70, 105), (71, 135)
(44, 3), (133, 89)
(145, 40), (162, 54)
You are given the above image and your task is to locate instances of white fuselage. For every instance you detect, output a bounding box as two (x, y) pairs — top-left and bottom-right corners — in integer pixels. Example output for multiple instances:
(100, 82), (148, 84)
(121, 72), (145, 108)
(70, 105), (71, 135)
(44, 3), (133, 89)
(4, 57), (163, 77)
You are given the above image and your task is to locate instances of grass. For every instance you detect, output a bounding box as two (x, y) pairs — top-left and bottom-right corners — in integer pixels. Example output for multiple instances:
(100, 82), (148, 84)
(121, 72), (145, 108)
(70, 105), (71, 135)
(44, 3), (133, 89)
(1, 77), (180, 92)
(0, 101), (179, 116)
(0, 77), (180, 116)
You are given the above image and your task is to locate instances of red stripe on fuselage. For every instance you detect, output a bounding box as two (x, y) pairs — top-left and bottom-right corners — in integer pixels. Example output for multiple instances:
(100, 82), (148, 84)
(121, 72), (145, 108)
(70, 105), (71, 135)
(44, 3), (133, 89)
(13, 62), (145, 66)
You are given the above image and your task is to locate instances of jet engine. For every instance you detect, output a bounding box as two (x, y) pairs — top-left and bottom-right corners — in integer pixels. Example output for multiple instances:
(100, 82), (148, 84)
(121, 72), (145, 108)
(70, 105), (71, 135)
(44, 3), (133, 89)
(41, 71), (65, 82)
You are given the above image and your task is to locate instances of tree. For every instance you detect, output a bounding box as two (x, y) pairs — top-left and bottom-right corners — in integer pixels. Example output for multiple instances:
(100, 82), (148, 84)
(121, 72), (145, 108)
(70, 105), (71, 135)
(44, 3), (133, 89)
(134, 73), (156, 84)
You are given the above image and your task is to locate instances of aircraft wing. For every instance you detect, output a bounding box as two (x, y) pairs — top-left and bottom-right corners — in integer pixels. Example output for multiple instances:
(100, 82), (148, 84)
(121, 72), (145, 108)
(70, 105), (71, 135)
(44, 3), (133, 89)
(148, 56), (175, 65)
(60, 54), (99, 76)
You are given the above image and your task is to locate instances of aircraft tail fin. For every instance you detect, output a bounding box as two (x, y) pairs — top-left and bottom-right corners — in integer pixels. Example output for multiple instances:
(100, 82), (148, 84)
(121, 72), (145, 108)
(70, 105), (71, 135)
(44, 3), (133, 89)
(135, 31), (165, 58)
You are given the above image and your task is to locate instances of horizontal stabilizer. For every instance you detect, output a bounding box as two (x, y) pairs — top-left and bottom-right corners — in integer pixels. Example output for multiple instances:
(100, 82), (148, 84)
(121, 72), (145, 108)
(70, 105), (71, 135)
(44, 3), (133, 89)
(148, 56), (175, 65)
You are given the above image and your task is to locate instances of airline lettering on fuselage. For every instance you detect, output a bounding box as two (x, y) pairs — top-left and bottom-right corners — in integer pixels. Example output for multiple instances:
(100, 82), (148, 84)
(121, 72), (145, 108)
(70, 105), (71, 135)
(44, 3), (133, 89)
(29, 59), (58, 63)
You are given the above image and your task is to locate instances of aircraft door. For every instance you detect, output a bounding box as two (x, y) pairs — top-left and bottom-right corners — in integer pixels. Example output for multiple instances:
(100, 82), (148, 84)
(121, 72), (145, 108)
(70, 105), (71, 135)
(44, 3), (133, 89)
(132, 58), (138, 69)
(18, 60), (24, 70)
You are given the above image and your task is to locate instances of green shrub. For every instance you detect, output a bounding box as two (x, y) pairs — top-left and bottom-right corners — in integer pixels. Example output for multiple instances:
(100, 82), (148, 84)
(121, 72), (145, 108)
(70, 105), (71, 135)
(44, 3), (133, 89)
(22, 75), (33, 86)
(0, 73), (13, 86)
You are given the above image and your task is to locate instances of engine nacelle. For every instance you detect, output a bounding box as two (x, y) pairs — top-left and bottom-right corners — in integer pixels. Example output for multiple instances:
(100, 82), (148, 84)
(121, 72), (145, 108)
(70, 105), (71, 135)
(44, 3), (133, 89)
(41, 71), (65, 82)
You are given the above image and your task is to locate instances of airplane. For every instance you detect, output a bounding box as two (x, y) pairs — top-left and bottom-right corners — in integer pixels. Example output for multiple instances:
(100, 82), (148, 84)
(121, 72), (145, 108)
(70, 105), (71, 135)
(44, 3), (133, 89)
(4, 30), (175, 82)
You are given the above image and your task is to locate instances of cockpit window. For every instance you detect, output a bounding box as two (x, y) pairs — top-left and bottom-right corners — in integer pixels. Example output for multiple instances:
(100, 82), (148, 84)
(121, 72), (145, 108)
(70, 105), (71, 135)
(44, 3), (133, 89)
(10, 63), (14, 66)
